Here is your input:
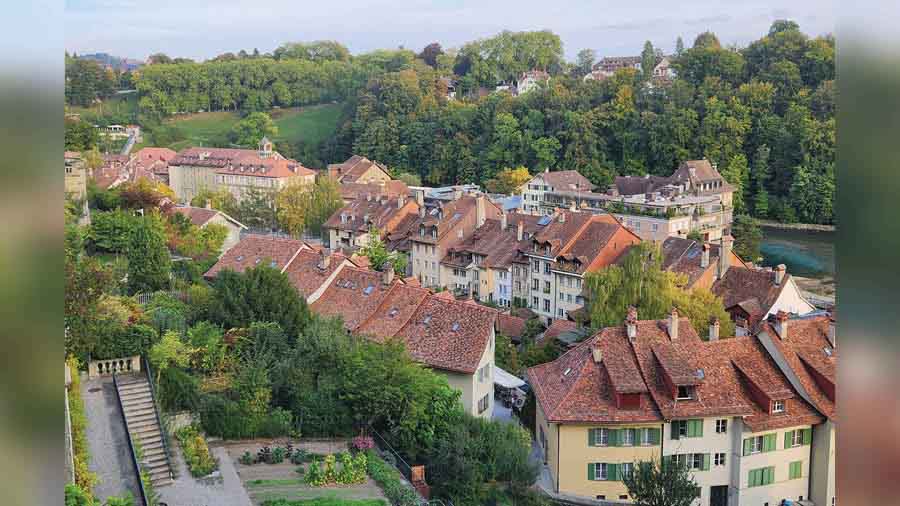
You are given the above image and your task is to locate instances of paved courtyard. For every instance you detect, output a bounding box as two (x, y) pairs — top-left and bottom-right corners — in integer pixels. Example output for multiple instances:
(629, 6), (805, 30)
(157, 445), (253, 506)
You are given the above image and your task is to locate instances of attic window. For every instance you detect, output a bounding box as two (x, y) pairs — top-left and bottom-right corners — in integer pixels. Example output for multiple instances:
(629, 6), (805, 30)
(695, 369), (705, 380)
(430, 208), (440, 216)
(772, 400), (785, 413)
(563, 367), (572, 377)
(388, 308), (399, 317)
(451, 322), (460, 332)
(363, 284), (375, 296)
(423, 315), (432, 325)
(236, 255), (244, 261)
(676, 386), (694, 400)
(823, 346), (833, 357)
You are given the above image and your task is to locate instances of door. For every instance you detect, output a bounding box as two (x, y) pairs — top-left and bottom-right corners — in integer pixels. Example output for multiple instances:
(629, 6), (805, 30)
(710, 485), (728, 506)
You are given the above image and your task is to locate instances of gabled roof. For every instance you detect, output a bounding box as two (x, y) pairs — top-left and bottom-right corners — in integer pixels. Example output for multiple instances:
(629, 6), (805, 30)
(309, 266), (394, 331)
(282, 249), (351, 298)
(323, 195), (416, 234)
(356, 283), (432, 341)
(712, 267), (790, 319)
(394, 296), (497, 374)
(203, 234), (305, 278)
(171, 147), (315, 179)
(535, 170), (595, 192)
(497, 313), (527, 340)
(339, 180), (409, 201)
(327, 155), (391, 183)
(758, 313), (836, 420)
(169, 206), (246, 229)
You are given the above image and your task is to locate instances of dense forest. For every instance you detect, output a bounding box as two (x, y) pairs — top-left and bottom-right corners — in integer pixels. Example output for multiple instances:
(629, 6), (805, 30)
(66, 22), (834, 223)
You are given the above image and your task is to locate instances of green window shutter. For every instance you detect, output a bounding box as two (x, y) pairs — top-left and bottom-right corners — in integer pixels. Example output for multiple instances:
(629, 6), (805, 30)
(802, 428), (812, 445)
(607, 463), (618, 481)
(765, 466), (775, 485)
(790, 461), (802, 479)
(662, 455), (671, 469)
(763, 433), (776, 452)
(609, 429), (619, 447)
(748, 469), (757, 487)
(701, 453), (710, 471)
(743, 437), (752, 456)
(588, 428), (595, 446)
(671, 422), (680, 440)
(692, 419), (704, 437)
(588, 463), (596, 481)
(785, 430), (793, 449)
(649, 427), (660, 445)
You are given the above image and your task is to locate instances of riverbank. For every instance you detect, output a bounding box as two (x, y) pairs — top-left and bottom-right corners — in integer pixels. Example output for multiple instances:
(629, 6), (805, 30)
(758, 220), (835, 232)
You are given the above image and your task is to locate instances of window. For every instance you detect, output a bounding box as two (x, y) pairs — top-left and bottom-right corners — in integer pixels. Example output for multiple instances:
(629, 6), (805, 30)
(619, 495), (628, 501)
(477, 394), (490, 414)
(677, 385), (694, 400)
(789, 460), (803, 479)
(621, 429), (634, 446)
(638, 428), (654, 446)
(590, 428), (610, 446)
(558, 308), (564, 317)
(544, 262), (551, 274)
(689, 453), (704, 470)
(532, 260), (540, 272)
(744, 435), (766, 455)
(595, 463), (608, 480)
(544, 280), (551, 293)
(715, 419), (727, 434)
(748, 466), (775, 487)
(532, 279), (540, 290)
(532, 296), (539, 308)
(567, 294), (573, 303)
(714, 453), (726, 466)
(543, 299), (550, 312)
(772, 400), (785, 413)
(672, 419), (702, 439)
(620, 463), (633, 479)
(790, 430), (803, 447)
(559, 292), (565, 300)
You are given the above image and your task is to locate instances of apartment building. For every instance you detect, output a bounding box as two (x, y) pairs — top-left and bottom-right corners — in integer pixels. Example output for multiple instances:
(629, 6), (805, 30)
(512, 209), (641, 325)
(168, 138), (316, 203)
(322, 194), (419, 251)
(166, 204), (247, 254)
(408, 194), (502, 288)
(65, 151), (88, 200)
(521, 169), (595, 215)
(326, 155), (392, 185)
(528, 308), (826, 506)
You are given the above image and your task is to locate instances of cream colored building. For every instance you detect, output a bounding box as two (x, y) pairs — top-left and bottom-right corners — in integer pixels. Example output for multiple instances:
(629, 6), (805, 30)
(443, 329), (495, 418)
(732, 421), (815, 505)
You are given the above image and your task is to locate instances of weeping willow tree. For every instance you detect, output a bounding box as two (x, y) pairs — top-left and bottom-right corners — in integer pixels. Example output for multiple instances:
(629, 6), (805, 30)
(584, 242), (735, 338)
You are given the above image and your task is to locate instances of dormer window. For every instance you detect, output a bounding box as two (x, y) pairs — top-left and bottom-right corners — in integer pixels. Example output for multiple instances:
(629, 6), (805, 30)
(772, 400), (785, 413)
(677, 385), (694, 400)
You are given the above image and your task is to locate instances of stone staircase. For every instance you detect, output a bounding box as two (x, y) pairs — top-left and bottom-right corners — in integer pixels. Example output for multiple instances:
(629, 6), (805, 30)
(116, 373), (173, 488)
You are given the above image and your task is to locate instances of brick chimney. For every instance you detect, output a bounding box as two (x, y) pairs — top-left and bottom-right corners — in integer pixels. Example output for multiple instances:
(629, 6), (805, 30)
(774, 264), (786, 286)
(319, 248), (331, 269)
(701, 243), (710, 268)
(476, 196), (486, 228)
(501, 212), (508, 231)
(708, 317), (720, 341)
(626, 306), (638, 340)
(667, 307), (679, 340)
(773, 311), (789, 340)
(397, 195), (405, 209)
(415, 189), (425, 207)
(517, 219), (524, 241)
(383, 266), (394, 285)
(828, 314), (836, 347)
(717, 235), (733, 280)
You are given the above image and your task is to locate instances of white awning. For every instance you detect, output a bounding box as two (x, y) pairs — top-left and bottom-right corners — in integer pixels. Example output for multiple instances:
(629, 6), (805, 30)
(494, 366), (526, 389)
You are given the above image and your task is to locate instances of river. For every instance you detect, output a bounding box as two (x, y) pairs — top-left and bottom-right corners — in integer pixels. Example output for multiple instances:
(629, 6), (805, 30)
(758, 225), (835, 300)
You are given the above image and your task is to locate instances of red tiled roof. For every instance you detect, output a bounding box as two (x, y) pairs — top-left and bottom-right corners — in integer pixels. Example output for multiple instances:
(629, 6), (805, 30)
(542, 320), (577, 341)
(171, 147), (315, 179)
(327, 155), (390, 183)
(356, 283), (432, 340)
(538, 170), (595, 192)
(712, 267), (788, 320)
(309, 267), (393, 331)
(323, 195), (417, 234)
(340, 180), (409, 201)
(283, 249), (349, 298)
(758, 313), (836, 420)
(203, 234), (305, 278)
(394, 296), (497, 374)
(497, 313), (527, 339)
(170, 206), (219, 227)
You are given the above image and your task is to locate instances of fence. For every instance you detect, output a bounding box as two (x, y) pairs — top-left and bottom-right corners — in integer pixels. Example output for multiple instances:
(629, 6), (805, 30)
(88, 355), (141, 378)
(369, 428), (414, 481)
(369, 428), (452, 506)
(134, 290), (187, 305)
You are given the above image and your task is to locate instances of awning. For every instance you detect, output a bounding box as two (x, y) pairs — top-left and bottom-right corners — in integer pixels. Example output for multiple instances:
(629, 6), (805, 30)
(494, 366), (526, 389)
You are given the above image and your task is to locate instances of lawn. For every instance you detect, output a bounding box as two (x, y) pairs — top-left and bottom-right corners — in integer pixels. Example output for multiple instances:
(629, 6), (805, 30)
(162, 103), (344, 152)
(67, 93), (140, 125)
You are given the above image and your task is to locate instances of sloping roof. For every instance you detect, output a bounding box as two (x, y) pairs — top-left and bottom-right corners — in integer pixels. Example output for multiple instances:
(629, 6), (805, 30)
(527, 331), (661, 424)
(356, 282), (432, 340)
(323, 195), (416, 234)
(442, 218), (525, 270)
(394, 296), (497, 374)
(340, 180), (409, 201)
(542, 319), (577, 341)
(497, 313), (527, 339)
(169, 206), (246, 229)
(613, 174), (670, 196)
(327, 155), (390, 183)
(538, 170), (595, 192)
(309, 267), (394, 331)
(282, 249), (350, 298)
(203, 234), (305, 278)
(712, 267), (788, 319)
(171, 147), (315, 179)
(759, 313), (836, 420)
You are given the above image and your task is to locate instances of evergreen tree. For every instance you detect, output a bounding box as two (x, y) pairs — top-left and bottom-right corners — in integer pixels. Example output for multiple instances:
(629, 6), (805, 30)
(752, 145), (771, 217)
(126, 213), (172, 294)
(641, 41), (656, 78)
(675, 36), (685, 56)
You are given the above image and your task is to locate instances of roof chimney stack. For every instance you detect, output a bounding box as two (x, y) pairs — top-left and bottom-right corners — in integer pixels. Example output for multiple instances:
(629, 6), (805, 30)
(397, 195), (405, 209)
(774, 264), (786, 286)
(319, 248), (332, 269)
(667, 307), (679, 340)
(558, 210), (566, 223)
(626, 306), (638, 340)
(382, 265), (394, 285)
(415, 189), (425, 207)
(708, 317), (720, 341)
(773, 311), (789, 340)
(717, 235), (733, 280)
(592, 347), (603, 363)
(827, 314), (836, 348)
(701, 243), (710, 268)
(517, 219), (524, 241)
(501, 212), (508, 231)
(476, 196), (486, 228)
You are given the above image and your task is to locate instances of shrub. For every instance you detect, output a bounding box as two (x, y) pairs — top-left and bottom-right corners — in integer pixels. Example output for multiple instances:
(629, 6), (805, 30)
(175, 424), (218, 477)
(64, 483), (93, 506)
(270, 446), (286, 464)
(351, 436), (375, 452)
(323, 454), (338, 483)
(366, 451), (420, 506)
(240, 451), (254, 465)
(199, 394), (249, 439)
(257, 407), (294, 438)
(67, 357), (99, 498)
(305, 458), (326, 487)
(158, 366), (199, 412)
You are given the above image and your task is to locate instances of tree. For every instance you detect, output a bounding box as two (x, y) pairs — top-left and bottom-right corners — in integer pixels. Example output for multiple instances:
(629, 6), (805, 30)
(751, 145), (771, 217)
(485, 166), (531, 194)
(532, 137), (561, 171)
(275, 177), (343, 238)
(119, 177), (176, 210)
(235, 187), (277, 231)
(623, 459), (701, 506)
(418, 42), (444, 68)
(208, 264), (311, 338)
(126, 213), (172, 294)
(230, 112), (277, 148)
(147, 53), (173, 64)
(191, 187), (239, 217)
(574, 49), (596, 77)
(732, 215), (763, 262)
(359, 229), (406, 275)
(641, 41), (656, 78)
(149, 330), (190, 384)
(675, 36), (685, 56)
(394, 171), (422, 186)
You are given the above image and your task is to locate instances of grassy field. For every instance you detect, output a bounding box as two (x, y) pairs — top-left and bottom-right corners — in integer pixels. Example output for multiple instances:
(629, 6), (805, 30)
(163, 103), (344, 152)
(67, 93), (140, 125)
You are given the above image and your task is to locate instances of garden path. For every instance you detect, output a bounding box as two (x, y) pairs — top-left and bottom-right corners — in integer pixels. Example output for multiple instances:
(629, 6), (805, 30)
(157, 445), (253, 506)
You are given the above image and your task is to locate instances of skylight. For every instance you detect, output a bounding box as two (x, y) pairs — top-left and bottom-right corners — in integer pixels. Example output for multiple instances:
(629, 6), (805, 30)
(696, 368), (705, 380)
(423, 315), (432, 325)
(388, 308), (399, 317)
(363, 284), (375, 296)
(236, 255), (244, 261)
(255, 258), (262, 264)
(537, 215), (552, 226)
(451, 322), (460, 331)
(563, 367), (572, 376)
(823, 347), (833, 357)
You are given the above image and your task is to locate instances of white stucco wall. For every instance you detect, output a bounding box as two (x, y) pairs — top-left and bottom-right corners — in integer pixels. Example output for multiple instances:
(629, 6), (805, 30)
(662, 418), (735, 506)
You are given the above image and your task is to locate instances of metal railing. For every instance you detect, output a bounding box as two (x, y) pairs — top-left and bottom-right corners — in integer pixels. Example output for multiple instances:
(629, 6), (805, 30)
(113, 372), (150, 506)
(369, 428), (414, 481)
(142, 356), (175, 480)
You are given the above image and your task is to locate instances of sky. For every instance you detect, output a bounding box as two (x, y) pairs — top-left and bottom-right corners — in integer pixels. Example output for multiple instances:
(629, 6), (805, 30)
(65, 0), (836, 62)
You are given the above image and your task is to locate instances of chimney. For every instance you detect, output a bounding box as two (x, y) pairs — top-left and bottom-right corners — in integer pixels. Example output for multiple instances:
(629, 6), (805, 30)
(397, 195), (405, 209)
(453, 188), (463, 200)
(415, 189), (425, 207)
(708, 317), (720, 341)
(626, 306), (638, 340)
(366, 193), (372, 202)
(774, 264), (786, 286)
(501, 212), (508, 231)
(773, 311), (789, 340)
(476, 196), (486, 228)
(558, 210), (566, 223)
(569, 201), (577, 212)
(717, 235), (733, 280)
(667, 307), (679, 340)
(827, 314), (836, 347)
(517, 220), (524, 241)
(592, 347), (603, 363)
(383, 266), (394, 285)
(701, 243), (710, 268)
(319, 248), (332, 269)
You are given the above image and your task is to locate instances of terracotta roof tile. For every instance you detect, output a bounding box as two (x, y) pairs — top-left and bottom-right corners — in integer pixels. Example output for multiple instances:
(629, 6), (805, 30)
(283, 249), (349, 298)
(539, 170), (596, 191)
(309, 267), (393, 331)
(712, 267), (788, 320)
(172, 147), (315, 179)
(497, 314), (527, 339)
(356, 283), (432, 340)
(204, 234), (305, 278)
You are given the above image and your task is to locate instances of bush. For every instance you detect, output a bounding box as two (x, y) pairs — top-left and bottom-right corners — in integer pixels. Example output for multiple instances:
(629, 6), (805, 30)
(240, 451), (254, 465)
(305, 458), (326, 487)
(365, 451), (420, 506)
(158, 366), (199, 412)
(175, 424), (218, 477)
(67, 357), (99, 498)
(351, 436), (375, 452)
(199, 394), (250, 439)
(92, 323), (157, 360)
(257, 407), (294, 438)
(64, 483), (93, 506)
(270, 446), (286, 464)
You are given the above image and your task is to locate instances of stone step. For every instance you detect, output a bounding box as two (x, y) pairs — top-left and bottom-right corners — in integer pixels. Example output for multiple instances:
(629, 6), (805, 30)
(151, 476), (173, 488)
(123, 403), (155, 415)
(143, 453), (169, 467)
(149, 467), (172, 480)
(124, 411), (157, 423)
(127, 417), (160, 431)
(118, 380), (150, 391)
(121, 392), (153, 403)
(131, 426), (161, 440)
(140, 440), (164, 452)
(142, 446), (166, 459)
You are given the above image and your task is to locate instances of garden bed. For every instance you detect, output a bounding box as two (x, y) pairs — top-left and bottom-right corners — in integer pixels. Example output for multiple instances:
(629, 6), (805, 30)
(221, 439), (387, 506)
